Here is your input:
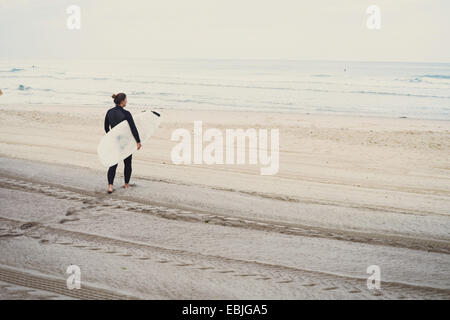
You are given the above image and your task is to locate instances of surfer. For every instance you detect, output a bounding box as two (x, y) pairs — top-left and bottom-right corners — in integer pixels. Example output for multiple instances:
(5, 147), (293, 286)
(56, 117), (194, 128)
(104, 93), (142, 194)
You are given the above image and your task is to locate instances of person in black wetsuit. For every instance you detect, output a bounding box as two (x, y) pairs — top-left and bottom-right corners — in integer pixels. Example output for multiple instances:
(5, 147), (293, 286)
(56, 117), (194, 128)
(104, 93), (142, 194)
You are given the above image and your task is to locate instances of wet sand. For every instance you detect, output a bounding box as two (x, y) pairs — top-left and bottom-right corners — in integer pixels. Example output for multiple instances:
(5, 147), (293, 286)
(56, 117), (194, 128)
(0, 104), (449, 299)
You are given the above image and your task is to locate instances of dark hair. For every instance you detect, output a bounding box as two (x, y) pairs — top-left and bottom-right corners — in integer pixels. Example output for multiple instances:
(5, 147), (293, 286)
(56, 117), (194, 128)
(112, 93), (126, 105)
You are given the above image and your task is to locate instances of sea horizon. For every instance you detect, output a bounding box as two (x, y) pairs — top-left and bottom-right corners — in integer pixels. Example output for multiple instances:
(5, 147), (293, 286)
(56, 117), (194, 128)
(1, 58), (449, 120)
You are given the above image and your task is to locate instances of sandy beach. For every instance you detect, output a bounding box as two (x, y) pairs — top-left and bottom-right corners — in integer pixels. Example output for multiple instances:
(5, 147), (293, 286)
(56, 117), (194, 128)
(0, 103), (449, 299)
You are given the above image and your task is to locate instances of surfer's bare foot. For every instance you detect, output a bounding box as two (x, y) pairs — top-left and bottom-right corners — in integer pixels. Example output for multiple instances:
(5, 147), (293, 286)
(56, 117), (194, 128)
(107, 185), (113, 194)
(124, 183), (129, 189)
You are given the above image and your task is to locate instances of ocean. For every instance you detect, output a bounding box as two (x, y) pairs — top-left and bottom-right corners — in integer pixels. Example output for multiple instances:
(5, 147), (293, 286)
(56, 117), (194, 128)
(1, 59), (449, 120)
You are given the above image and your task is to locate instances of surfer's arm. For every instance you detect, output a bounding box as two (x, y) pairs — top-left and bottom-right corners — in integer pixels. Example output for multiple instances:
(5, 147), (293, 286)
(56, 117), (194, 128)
(104, 114), (110, 133)
(125, 112), (141, 143)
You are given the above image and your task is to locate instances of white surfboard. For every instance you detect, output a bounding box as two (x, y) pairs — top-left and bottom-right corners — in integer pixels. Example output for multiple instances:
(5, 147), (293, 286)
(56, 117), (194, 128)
(97, 110), (161, 167)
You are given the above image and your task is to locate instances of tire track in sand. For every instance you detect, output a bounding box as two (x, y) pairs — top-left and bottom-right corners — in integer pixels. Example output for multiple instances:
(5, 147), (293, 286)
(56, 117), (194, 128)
(1, 217), (449, 300)
(0, 175), (449, 255)
(0, 265), (138, 300)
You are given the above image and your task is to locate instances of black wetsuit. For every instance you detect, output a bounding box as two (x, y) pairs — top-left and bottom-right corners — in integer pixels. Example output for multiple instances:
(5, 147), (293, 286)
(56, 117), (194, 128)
(104, 105), (141, 185)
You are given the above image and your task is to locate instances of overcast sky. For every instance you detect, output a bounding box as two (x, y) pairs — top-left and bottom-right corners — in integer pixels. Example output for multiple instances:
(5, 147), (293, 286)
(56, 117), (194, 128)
(1, 0), (449, 62)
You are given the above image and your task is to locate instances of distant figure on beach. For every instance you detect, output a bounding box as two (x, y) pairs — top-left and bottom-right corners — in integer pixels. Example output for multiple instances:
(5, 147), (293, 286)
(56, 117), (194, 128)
(104, 93), (142, 194)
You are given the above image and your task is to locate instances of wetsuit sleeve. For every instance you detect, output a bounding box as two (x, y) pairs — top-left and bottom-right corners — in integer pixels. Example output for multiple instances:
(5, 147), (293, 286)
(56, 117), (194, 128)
(104, 112), (110, 133)
(125, 112), (141, 143)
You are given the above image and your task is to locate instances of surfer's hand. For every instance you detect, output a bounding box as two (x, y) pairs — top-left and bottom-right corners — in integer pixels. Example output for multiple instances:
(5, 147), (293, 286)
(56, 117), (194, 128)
(137, 142), (142, 150)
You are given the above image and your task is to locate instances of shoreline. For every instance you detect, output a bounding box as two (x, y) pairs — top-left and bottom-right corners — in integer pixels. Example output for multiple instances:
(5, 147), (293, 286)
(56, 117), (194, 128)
(3, 103), (450, 123)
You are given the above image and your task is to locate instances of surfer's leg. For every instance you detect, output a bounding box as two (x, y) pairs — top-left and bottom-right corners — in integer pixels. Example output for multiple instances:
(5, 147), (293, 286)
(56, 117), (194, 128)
(124, 155), (132, 187)
(107, 164), (117, 193)
(108, 164), (118, 185)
